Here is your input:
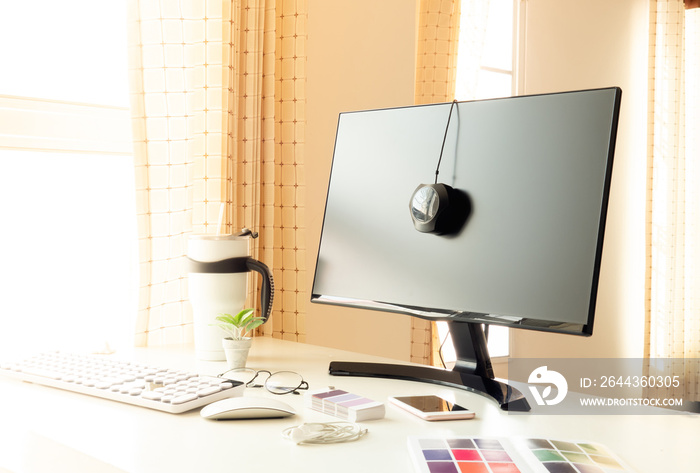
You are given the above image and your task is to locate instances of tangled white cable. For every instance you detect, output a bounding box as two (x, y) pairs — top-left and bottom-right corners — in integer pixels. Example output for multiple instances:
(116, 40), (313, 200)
(282, 422), (368, 445)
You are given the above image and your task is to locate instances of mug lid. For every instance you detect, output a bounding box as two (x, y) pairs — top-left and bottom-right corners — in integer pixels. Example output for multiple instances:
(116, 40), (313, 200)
(189, 234), (245, 241)
(189, 228), (258, 240)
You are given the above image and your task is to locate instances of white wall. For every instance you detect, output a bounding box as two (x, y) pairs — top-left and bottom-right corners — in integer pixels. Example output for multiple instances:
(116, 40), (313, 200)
(305, 0), (419, 360)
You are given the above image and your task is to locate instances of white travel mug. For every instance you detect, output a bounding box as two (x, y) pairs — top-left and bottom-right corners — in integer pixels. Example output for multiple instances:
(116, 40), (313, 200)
(187, 232), (274, 361)
(188, 234), (248, 361)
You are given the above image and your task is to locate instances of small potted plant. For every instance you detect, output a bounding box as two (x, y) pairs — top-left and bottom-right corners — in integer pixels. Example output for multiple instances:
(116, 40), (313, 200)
(213, 308), (265, 369)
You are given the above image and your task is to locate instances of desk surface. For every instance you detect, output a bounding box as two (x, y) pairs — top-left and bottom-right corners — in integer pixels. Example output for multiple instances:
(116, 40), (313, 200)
(0, 338), (697, 473)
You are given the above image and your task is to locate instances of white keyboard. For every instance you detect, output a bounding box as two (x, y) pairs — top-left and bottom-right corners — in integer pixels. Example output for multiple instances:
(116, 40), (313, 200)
(0, 351), (244, 414)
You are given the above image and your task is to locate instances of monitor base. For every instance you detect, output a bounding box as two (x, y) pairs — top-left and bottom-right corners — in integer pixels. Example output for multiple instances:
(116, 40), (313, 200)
(329, 321), (530, 411)
(328, 360), (530, 411)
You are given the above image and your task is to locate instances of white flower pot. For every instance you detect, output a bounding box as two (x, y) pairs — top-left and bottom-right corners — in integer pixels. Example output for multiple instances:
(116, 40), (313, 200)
(222, 337), (252, 370)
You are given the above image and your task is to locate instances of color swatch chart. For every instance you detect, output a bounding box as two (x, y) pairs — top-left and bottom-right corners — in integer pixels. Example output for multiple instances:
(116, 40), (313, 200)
(407, 437), (632, 473)
(524, 438), (626, 473)
(409, 437), (519, 473)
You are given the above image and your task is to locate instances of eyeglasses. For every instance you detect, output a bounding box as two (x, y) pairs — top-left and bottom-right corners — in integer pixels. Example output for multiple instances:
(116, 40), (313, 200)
(218, 368), (309, 395)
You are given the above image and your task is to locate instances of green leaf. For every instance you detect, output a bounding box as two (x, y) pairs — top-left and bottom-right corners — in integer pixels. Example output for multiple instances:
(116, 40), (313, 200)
(212, 309), (264, 339)
(237, 308), (254, 322)
(243, 318), (265, 333)
(215, 314), (236, 325)
(238, 308), (255, 317)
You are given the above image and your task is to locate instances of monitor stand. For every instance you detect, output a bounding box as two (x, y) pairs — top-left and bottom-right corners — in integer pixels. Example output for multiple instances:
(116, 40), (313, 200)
(328, 321), (531, 411)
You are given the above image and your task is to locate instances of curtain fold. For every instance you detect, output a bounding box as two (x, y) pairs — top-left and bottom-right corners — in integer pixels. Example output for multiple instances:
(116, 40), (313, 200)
(645, 0), (700, 402)
(412, 0), (462, 365)
(127, 0), (306, 346)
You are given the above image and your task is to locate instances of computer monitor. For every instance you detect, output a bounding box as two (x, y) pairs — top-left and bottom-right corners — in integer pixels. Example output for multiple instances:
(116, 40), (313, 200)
(311, 87), (622, 411)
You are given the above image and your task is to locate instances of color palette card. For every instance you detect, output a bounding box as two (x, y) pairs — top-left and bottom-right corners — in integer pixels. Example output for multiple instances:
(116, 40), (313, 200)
(305, 388), (385, 421)
(407, 437), (634, 473)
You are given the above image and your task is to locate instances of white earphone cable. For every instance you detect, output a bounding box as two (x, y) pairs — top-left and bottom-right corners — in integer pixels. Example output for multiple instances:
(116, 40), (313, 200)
(282, 422), (368, 445)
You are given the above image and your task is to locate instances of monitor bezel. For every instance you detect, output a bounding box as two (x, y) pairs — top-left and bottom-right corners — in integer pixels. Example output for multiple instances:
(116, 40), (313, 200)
(311, 87), (622, 339)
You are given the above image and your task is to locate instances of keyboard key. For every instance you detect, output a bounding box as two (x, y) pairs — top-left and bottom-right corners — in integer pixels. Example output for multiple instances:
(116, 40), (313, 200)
(141, 391), (163, 401)
(172, 393), (198, 405)
(197, 385), (222, 397)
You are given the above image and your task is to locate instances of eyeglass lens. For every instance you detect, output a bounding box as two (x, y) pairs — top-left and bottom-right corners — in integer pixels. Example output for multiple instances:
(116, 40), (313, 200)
(222, 369), (307, 394)
(223, 368), (259, 386)
(265, 371), (306, 395)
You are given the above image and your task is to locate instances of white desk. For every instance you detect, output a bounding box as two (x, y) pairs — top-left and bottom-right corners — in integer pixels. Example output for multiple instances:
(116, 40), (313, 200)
(0, 338), (697, 473)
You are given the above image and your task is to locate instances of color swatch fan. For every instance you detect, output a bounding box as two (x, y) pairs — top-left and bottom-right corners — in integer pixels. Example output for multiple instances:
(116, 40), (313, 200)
(305, 388), (385, 421)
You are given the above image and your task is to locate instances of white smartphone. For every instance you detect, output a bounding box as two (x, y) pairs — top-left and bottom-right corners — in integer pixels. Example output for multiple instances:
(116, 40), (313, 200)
(389, 395), (475, 421)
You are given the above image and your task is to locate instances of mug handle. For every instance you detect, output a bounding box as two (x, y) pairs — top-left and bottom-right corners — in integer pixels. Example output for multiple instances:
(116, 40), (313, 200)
(246, 258), (275, 322)
(187, 256), (275, 322)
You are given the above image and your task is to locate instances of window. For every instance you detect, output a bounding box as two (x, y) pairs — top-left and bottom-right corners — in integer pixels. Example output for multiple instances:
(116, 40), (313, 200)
(0, 1), (136, 357)
(438, 0), (518, 363)
(455, 0), (516, 100)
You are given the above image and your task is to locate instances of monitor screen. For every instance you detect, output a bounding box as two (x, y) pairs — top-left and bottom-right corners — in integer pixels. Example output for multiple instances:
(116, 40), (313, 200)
(312, 88), (621, 336)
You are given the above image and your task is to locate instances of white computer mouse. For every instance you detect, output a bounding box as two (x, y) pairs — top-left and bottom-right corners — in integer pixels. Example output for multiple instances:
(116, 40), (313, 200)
(200, 396), (296, 420)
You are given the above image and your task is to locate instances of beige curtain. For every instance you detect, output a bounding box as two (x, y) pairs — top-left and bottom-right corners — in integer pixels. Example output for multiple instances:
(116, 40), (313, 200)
(412, 0), (462, 365)
(415, 0), (462, 105)
(127, 0), (306, 346)
(645, 0), (700, 401)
